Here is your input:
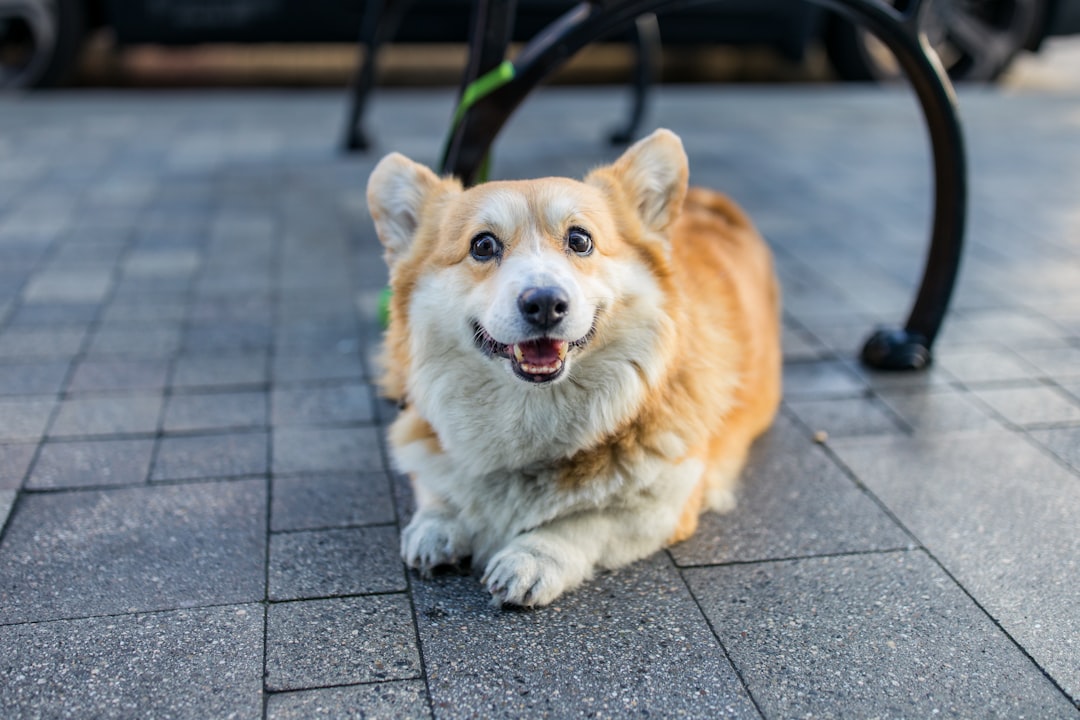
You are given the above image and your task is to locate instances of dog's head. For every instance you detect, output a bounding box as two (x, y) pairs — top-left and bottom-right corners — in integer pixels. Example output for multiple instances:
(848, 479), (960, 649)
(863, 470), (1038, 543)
(367, 129), (688, 402)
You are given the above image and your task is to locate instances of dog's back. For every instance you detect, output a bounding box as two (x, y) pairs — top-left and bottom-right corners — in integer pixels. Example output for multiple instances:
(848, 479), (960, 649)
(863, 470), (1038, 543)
(665, 187), (782, 541)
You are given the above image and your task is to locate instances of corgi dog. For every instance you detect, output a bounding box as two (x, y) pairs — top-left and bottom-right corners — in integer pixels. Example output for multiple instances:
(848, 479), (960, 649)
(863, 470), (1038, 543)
(367, 129), (780, 607)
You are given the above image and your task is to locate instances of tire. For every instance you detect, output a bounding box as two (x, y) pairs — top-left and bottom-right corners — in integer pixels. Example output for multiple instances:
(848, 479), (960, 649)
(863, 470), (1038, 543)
(1, 0), (85, 89)
(826, 0), (1043, 83)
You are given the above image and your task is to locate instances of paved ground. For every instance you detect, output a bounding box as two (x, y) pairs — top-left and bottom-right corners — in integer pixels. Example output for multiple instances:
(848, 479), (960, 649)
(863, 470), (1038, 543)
(0, 84), (1079, 718)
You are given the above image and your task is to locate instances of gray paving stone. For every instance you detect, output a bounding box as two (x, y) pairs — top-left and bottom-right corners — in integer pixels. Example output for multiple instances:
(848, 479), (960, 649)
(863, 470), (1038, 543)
(26, 438), (155, 489)
(0, 604), (264, 720)
(781, 323), (828, 361)
(85, 177), (158, 208)
(0, 362), (70, 397)
(123, 248), (202, 277)
(272, 383), (375, 426)
(413, 553), (759, 718)
(4, 302), (98, 329)
(970, 383), (1080, 426)
(184, 321), (272, 353)
(842, 358), (954, 397)
(196, 271), (274, 297)
(109, 286), (191, 309)
(272, 351), (366, 384)
(0, 487), (14, 524)
(0, 245), (47, 273)
(1029, 425), (1080, 474)
(831, 430), (1080, 702)
(152, 431), (268, 481)
(276, 322), (361, 354)
(1053, 314), (1080, 338)
(0, 327), (87, 359)
(784, 395), (905, 437)
(878, 387), (1000, 433)
(933, 346), (1043, 383)
(273, 426), (383, 475)
(265, 594), (420, 692)
(1061, 378), (1080, 403)
(162, 390), (267, 433)
(1012, 345), (1080, 381)
(66, 358), (170, 393)
(271, 472), (395, 532)
(85, 325), (183, 358)
(0, 480), (265, 623)
(776, 273), (859, 323)
(0, 396), (55, 442)
(0, 219), (67, 244)
(188, 296), (273, 325)
(0, 481), (13, 520)
(171, 352), (269, 389)
(49, 393), (164, 437)
(283, 296), (366, 328)
(944, 308), (1066, 348)
(782, 359), (867, 399)
(779, 313), (878, 358)
(0, 443), (36, 490)
(266, 680), (431, 720)
(112, 276), (194, 298)
(269, 525), (404, 601)
(21, 269), (113, 303)
(135, 212), (207, 240)
(685, 552), (1078, 718)
(99, 299), (187, 325)
(669, 414), (909, 566)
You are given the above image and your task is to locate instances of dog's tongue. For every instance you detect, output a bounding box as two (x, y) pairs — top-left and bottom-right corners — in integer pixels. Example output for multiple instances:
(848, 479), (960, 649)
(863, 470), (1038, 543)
(514, 338), (566, 366)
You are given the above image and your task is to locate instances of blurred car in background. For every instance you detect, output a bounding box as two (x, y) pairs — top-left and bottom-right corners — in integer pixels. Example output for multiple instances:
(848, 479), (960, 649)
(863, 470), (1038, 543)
(2, 0), (1079, 90)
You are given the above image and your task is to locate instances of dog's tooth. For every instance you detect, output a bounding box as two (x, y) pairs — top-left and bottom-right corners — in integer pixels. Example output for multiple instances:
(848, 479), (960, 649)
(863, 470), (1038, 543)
(513, 344), (524, 362)
(520, 360), (562, 375)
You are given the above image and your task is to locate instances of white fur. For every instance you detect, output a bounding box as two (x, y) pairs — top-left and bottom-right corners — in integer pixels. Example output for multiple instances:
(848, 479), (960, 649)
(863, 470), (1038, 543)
(397, 413), (703, 604)
(366, 153), (440, 267)
(404, 254), (669, 474)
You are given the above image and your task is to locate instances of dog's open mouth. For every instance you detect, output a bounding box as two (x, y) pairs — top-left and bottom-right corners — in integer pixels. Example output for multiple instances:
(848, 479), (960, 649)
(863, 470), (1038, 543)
(472, 322), (591, 384)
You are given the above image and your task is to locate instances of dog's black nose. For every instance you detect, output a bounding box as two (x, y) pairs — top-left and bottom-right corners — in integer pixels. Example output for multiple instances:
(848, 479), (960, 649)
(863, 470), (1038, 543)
(518, 286), (569, 329)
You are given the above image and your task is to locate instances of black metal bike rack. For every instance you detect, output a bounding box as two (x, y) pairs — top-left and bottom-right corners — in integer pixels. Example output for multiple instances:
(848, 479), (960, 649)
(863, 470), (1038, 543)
(437, 0), (967, 371)
(343, 0), (661, 151)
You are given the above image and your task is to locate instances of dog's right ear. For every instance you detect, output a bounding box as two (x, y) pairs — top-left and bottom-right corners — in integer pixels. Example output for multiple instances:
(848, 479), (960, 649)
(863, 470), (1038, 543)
(367, 153), (444, 268)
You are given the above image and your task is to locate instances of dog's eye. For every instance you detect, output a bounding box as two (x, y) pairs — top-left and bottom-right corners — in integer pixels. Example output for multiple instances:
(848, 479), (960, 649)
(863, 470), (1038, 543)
(567, 228), (593, 256)
(470, 233), (502, 262)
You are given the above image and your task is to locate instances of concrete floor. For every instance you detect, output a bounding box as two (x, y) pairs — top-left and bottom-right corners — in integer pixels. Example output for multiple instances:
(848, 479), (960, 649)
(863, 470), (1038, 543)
(0, 78), (1079, 717)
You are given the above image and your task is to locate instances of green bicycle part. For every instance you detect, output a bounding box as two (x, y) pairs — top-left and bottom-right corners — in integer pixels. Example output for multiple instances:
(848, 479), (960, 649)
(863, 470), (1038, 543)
(448, 60), (516, 184)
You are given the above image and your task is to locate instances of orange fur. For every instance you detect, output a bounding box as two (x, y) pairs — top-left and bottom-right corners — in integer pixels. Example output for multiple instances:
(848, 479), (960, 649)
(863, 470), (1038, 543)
(554, 178), (782, 542)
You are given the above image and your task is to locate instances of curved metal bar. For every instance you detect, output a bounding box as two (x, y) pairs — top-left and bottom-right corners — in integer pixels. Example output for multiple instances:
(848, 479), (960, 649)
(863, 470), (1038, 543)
(819, 0), (967, 368)
(343, 0), (416, 152)
(443, 0), (967, 370)
(609, 12), (661, 145)
(441, 1), (603, 176)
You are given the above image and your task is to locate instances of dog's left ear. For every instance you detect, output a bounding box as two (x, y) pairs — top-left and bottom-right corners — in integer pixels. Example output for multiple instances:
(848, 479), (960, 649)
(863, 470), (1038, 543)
(600, 129), (689, 235)
(367, 153), (449, 268)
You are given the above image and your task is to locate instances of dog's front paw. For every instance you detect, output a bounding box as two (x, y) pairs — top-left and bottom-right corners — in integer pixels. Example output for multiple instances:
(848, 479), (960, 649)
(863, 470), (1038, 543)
(401, 512), (471, 576)
(482, 538), (586, 608)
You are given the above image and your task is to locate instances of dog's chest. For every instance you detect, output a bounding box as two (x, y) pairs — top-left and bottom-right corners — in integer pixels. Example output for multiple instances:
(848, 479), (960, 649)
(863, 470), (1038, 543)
(415, 356), (646, 473)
